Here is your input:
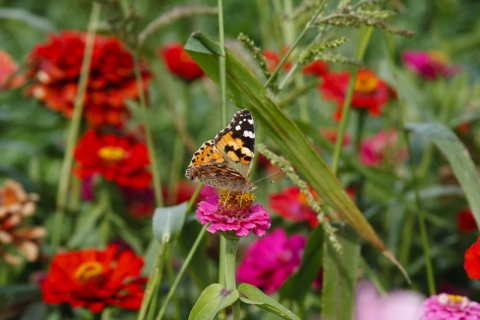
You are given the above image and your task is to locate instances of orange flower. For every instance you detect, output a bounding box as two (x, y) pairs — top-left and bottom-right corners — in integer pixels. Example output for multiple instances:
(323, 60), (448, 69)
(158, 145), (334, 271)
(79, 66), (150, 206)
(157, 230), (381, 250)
(320, 69), (392, 121)
(74, 130), (151, 189)
(41, 244), (146, 313)
(26, 31), (151, 127)
(0, 179), (45, 265)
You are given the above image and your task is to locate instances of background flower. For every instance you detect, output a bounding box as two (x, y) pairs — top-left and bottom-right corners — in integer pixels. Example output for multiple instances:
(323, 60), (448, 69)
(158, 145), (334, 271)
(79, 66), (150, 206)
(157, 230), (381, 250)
(464, 237), (480, 280)
(268, 186), (319, 227)
(74, 130), (151, 189)
(26, 31), (151, 127)
(320, 69), (392, 120)
(355, 281), (424, 320)
(160, 43), (204, 81)
(456, 208), (477, 233)
(196, 192), (271, 237)
(0, 50), (25, 91)
(237, 228), (306, 294)
(0, 179), (45, 265)
(41, 244), (146, 313)
(403, 50), (460, 80)
(420, 294), (480, 320)
(360, 130), (407, 167)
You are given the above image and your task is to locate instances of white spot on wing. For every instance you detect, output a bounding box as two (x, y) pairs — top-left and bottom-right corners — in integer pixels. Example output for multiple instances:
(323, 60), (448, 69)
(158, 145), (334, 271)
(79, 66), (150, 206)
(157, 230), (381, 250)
(243, 131), (254, 138)
(235, 125), (241, 131)
(248, 119), (253, 124)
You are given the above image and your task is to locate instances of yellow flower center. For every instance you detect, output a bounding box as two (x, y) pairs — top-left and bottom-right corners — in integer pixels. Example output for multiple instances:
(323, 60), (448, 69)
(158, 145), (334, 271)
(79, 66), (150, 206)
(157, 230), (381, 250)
(447, 294), (466, 304)
(98, 146), (127, 163)
(354, 72), (379, 93)
(74, 261), (104, 284)
(219, 190), (256, 207)
(428, 51), (448, 64)
(297, 192), (309, 206)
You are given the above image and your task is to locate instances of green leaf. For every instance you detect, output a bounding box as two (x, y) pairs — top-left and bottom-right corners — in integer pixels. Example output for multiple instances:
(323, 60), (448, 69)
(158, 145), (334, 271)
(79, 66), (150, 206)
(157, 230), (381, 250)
(189, 284), (239, 320)
(0, 8), (56, 32)
(321, 225), (360, 320)
(280, 226), (323, 302)
(152, 202), (187, 244)
(185, 31), (405, 276)
(407, 122), (480, 230)
(238, 283), (300, 320)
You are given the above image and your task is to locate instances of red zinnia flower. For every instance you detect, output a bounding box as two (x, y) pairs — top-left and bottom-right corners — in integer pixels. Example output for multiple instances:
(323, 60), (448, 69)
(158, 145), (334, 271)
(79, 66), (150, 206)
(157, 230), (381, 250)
(41, 244), (146, 313)
(160, 43), (204, 81)
(303, 60), (329, 78)
(26, 31), (151, 127)
(457, 208), (477, 233)
(320, 69), (392, 121)
(0, 50), (25, 91)
(74, 130), (151, 189)
(269, 186), (319, 227)
(464, 237), (480, 280)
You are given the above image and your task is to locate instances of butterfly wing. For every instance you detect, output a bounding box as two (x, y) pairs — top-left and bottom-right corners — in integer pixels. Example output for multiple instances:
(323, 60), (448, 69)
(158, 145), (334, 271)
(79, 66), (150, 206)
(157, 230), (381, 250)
(185, 139), (249, 189)
(214, 109), (255, 179)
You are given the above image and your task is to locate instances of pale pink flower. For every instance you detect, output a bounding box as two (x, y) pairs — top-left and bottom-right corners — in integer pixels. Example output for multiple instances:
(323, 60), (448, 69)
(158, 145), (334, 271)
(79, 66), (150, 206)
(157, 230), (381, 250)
(360, 130), (406, 167)
(420, 293), (480, 320)
(403, 50), (460, 80)
(355, 281), (424, 320)
(237, 228), (306, 294)
(196, 191), (271, 237)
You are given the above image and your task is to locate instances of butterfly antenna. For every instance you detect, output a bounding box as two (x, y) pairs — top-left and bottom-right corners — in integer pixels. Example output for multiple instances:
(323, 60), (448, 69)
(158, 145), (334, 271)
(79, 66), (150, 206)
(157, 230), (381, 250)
(252, 169), (283, 185)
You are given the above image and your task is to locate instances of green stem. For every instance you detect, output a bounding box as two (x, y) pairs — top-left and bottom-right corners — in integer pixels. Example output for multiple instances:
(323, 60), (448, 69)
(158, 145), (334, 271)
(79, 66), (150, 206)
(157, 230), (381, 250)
(264, 2), (324, 89)
(224, 237), (240, 319)
(133, 52), (164, 208)
(156, 226), (208, 320)
(137, 244), (166, 320)
(51, 2), (101, 250)
(101, 307), (112, 320)
(218, 0), (227, 124)
(331, 26), (373, 174)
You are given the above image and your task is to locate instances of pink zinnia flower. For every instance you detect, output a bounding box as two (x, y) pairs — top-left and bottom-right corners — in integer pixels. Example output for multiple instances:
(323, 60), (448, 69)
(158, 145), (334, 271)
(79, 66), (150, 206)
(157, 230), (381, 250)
(196, 191), (271, 237)
(355, 281), (424, 320)
(403, 50), (460, 80)
(420, 294), (480, 319)
(360, 130), (407, 167)
(237, 228), (306, 294)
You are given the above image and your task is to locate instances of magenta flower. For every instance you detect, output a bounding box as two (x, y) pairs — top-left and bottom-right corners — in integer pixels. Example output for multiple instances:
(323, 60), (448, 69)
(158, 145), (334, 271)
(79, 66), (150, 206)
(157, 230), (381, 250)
(421, 293), (480, 320)
(237, 228), (306, 294)
(196, 191), (271, 237)
(403, 50), (460, 80)
(360, 130), (407, 167)
(355, 281), (424, 320)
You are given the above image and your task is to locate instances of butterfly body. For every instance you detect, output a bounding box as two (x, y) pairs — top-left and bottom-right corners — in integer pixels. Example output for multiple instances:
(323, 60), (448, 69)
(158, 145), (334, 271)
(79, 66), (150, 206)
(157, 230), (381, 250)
(185, 109), (255, 191)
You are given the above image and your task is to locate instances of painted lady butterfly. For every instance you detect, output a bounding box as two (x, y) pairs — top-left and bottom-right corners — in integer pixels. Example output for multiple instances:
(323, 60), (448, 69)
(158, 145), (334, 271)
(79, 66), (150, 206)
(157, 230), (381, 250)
(185, 109), (255, 191)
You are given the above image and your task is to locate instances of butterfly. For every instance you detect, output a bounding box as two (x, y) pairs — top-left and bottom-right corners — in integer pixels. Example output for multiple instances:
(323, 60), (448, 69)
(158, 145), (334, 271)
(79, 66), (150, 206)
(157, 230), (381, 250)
(185, 109), (256, 191)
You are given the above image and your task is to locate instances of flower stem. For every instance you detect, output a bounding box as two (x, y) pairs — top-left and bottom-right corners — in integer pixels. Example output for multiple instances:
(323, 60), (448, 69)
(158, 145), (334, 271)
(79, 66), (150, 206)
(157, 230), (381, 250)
(218, 0), (227, 124)
(383, 32), (436, 294)
(331, 25), (373, 174)
(51, 2), (101, 250)
(137, 243), (166, 320)
(264, 2), (324, 89)
(156, 225), (208, 320)
(224, 237), (240, 319)
(133, 52), (164, 208)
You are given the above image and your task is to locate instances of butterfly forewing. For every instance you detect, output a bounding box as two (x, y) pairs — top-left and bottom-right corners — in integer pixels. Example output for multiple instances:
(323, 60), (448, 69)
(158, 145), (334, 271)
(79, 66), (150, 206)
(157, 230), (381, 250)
(185, 109), (255, 191)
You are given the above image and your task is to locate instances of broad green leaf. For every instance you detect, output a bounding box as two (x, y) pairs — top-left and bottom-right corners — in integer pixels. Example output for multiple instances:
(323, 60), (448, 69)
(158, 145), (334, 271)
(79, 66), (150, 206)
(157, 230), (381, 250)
(189, 284), (239, 320)
(407, 122), (480, 230)
(280, 226), (323, 302)
(238, 283), (300, 320)
(321, 225), (360, 320)
(185, 31), (405, 276)
(0, 8), (55, 31)
(152, 202), (187, 244)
